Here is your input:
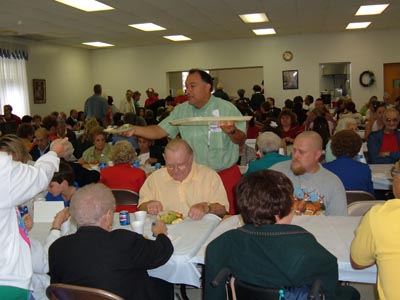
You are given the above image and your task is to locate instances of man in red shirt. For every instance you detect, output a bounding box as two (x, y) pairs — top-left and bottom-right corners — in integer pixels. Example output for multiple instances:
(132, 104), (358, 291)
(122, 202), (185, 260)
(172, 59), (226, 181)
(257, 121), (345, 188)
(367, 108), (400, 163)
(144, 88), (159, 108)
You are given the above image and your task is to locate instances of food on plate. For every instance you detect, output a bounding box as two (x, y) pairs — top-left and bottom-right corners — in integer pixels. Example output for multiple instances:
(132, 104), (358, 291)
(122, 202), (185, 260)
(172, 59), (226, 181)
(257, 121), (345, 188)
(293, 199), (324, 216)
(103, 124), (133, 133)
(159, 211), (183, 225)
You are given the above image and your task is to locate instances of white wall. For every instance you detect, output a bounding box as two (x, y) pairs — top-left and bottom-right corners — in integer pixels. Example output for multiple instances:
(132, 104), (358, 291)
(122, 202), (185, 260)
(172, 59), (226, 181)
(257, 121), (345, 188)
(26, 43), (92, 116)
(24, 28), (400, 115)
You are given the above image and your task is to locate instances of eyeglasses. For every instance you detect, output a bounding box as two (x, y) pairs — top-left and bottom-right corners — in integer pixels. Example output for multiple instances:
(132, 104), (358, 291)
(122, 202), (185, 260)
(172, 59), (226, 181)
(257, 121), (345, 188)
(165, 163), (188, 171)
(386, 118), (399, 123)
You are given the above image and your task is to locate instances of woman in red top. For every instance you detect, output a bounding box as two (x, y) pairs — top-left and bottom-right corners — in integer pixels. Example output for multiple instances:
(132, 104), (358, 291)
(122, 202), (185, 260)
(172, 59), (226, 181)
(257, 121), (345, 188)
(99, 140), (146, 193)
(279, 109), (304, 144)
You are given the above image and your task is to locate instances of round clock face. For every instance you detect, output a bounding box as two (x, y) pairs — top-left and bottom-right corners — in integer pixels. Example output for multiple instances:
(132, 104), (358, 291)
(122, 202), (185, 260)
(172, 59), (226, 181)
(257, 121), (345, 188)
(283, 51), (293, 61)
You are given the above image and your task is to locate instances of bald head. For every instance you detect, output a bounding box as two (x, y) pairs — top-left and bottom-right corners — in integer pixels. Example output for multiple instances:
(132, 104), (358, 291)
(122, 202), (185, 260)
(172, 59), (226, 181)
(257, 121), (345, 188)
(164, 139), (194, 182)
(291, 131), (323, 175)
(70, 183), (115, 228)
(295, 131), (323, 151)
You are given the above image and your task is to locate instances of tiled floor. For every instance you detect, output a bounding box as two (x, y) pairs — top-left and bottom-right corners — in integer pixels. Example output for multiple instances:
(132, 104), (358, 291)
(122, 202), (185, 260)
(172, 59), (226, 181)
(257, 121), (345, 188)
(174, 283), (378, 300)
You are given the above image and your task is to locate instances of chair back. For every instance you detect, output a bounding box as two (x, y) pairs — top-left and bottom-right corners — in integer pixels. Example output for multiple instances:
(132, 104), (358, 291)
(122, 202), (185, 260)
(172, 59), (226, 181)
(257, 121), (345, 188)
(46, 283), (125, 300)
(211, 268), (324, 300)
(111, 189), (139, 213)
(347, 200), (386, 216)
(345, 190), (375, 205)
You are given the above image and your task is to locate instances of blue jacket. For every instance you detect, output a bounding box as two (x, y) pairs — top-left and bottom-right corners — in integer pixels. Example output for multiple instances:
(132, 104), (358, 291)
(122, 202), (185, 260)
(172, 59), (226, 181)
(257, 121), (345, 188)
(367, 129), (400, 164)
(323, 155), (374, 195)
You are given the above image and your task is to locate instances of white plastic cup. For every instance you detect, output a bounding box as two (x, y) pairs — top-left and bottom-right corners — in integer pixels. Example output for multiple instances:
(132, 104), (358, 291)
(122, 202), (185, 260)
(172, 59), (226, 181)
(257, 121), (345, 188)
(131, 221), (145, 234)
(134, 211), (147, 222)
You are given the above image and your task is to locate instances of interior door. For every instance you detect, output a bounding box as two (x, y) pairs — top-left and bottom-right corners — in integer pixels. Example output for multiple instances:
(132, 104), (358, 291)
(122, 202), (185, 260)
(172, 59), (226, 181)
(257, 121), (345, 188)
(383, 63), (400, 102)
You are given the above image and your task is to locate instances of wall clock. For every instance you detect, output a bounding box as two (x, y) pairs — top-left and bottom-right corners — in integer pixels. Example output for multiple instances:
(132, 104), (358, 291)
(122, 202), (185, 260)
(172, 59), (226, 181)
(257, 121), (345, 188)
(282, 51), (293, 61)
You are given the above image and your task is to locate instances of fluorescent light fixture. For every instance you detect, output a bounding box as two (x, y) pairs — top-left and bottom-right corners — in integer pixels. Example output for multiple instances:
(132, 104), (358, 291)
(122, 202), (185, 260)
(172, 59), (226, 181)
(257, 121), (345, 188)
(129, 23), (166, 31)
(163, 35), (191, 41)
(239, 13), (269, 23)
(346, 22), (371, 29)
(82, 42), (114, 47)
(356, 4), (389, 15)
(55, 0), (114, 12)
(252, 28), (276, 35)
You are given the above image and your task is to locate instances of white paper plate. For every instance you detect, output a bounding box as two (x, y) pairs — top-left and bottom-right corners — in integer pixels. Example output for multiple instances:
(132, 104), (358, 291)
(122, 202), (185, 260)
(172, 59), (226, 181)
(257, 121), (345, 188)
(169, 116), (252, 126)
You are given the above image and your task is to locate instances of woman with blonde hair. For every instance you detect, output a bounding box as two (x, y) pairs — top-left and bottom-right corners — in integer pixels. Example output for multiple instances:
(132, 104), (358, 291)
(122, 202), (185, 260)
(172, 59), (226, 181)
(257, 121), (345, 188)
(0, 134), (32, 163)
(72, 117), (99, 159)
(99, 140), (146, 193)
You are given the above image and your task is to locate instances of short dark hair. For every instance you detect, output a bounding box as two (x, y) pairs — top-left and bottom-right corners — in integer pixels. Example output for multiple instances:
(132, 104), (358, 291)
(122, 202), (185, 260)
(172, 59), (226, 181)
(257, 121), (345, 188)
(279, 109), (298, 125)
(94, 84), (102, 94)
(21, 115), (33, 123)
(51, 160), (75, 186)
(188, 69), (213, 91)
(253, 84), (262, 92)
(236, 170), (294, 225)
(17, 123), (34, 139)
(331, 130), (362, 158)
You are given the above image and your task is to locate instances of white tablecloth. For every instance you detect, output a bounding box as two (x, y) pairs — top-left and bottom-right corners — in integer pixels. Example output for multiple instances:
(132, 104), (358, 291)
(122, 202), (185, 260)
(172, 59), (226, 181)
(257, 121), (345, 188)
(194, 215), (377, 284)
(29, 212), (221, 288)
(370, 164), (392, 190)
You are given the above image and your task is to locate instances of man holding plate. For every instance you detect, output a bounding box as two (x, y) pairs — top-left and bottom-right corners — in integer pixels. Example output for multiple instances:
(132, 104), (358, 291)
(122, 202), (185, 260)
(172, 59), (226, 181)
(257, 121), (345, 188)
(121, 69), (246, 214)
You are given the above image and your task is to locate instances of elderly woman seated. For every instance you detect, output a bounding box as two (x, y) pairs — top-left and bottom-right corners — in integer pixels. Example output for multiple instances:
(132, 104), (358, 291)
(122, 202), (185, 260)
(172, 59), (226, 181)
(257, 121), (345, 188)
(323, 130), (374, 195)
(244, 132), (290, 176)
(205, 170), (360, 300)
(79, 126), (113, 166)
(99, 140), (146, 193)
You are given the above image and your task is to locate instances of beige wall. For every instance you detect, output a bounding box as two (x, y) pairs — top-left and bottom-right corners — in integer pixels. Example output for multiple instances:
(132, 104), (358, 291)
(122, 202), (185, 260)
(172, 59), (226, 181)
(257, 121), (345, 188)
(21, 28), (400, 115)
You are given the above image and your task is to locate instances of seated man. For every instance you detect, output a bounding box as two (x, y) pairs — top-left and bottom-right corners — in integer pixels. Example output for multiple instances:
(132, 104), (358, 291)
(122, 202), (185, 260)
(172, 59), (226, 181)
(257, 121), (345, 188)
(351, 167), (400, 300)
(271, 131), (347, 216)
(48, 183), (173, 300)
(367, 108), (400, 164)
(138, 139), (229, 219)
(30, 128), (51, 161)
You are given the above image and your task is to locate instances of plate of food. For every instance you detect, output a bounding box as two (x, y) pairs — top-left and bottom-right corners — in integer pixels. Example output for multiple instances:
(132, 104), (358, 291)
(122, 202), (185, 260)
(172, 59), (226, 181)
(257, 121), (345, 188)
(158, 210), (184, 225)
(293, 200), (324, 216)
(103, 124), (133, 134)
(169, 116), (252, 126)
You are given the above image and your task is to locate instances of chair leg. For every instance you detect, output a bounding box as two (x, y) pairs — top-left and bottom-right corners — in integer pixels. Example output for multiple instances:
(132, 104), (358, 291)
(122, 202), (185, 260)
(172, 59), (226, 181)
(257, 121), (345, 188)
(180, 284), (190, 300)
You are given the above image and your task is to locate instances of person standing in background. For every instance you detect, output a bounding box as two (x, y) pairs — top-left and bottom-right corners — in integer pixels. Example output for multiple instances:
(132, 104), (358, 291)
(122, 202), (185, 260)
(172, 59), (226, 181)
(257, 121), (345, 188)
(84, 84), (109, 127)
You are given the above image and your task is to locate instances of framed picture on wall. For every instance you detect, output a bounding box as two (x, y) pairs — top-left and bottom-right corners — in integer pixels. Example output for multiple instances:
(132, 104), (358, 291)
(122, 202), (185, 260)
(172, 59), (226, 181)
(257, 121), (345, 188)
(33, 79), (46, 104)
(282, 70), (298, 90)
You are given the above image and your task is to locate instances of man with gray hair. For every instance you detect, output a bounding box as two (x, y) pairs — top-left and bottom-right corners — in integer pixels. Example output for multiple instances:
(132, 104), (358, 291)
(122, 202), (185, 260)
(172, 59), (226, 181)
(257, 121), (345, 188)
(244, 132), (290, 176)
(48, 183), (174, 300)
(271, 131), (347, 216)
(84, 84), (109, 127)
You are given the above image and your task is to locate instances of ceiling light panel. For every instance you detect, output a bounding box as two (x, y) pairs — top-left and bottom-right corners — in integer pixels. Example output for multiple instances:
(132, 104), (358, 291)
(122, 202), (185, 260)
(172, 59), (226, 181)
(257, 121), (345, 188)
(55, 0), (114, 12)
(346, 22), (371, 29)
(82, 42), (114, 47)
(252, 28), (276, 35)
(239, 13), (268, 23)
(129, 23), (166, 31)
(356, 4), (389, 16)
(163, 35), (191, 41)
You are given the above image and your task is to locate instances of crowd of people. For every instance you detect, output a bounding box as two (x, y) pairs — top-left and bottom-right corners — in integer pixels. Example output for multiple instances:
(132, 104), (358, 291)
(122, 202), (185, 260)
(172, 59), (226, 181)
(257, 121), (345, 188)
(0, 70), (399, 300)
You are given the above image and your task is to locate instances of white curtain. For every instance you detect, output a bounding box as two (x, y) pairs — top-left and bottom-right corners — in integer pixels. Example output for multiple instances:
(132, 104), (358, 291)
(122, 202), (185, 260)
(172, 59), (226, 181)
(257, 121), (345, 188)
(0, 55), (30, 116)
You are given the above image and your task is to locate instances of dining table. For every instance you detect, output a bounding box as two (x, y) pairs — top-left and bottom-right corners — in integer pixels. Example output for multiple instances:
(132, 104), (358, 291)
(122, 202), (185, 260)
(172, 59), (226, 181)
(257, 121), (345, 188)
(29, 211), (377, 300)
(29, 212), (222, 288)
(194, 215), (377, 284)
(370, 163), (393, 191)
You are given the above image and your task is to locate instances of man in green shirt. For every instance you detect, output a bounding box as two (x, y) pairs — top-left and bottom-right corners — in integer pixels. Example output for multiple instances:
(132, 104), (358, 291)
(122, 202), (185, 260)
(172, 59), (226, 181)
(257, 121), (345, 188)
(121, 69), (246, 214)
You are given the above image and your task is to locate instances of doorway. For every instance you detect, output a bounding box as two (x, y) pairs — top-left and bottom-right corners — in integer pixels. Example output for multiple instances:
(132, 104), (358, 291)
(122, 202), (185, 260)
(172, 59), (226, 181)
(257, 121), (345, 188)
(383, 63), (400, 102)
